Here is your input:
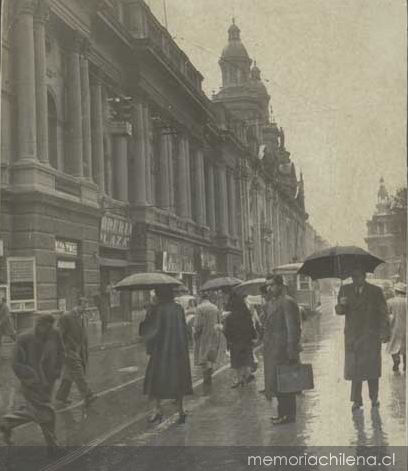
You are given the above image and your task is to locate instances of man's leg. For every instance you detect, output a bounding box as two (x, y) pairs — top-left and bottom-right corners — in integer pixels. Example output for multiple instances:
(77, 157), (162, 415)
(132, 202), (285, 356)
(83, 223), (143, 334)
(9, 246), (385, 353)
(69, 358), (95, 404)
(350, 381), (363, 408)
(55, 375), (73, 404)
(368, 378), (379, 406)
(392, 354), (400, 371)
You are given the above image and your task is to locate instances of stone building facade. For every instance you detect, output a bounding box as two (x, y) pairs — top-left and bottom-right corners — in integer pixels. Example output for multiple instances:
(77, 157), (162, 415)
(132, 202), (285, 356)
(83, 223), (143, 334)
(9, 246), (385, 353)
(365, 178), (405, 280)
(0, 0), (309, 320)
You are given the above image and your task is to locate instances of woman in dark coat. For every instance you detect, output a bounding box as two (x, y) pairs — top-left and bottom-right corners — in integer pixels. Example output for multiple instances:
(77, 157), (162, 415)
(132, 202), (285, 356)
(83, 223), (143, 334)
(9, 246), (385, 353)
(223, 292), (257, 388)
(141, 287), (193, 424)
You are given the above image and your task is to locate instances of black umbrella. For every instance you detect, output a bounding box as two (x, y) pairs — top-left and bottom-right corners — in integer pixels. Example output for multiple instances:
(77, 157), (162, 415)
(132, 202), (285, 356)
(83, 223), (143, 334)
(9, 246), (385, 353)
(298, 246), (384, 280)
(114, 272), (184, 291)
(200, 276), (242, 292)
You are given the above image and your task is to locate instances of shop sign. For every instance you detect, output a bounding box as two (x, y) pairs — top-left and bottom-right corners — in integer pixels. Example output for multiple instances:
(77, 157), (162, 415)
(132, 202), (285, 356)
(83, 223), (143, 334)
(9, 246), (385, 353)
(55, 239), (78, 257)
(7, 257), (36, 312)
(100, 215), (132, 250)
(200, 249), (217, 272)
(57, 260), (76, 270)
(162, 252), (196, 274)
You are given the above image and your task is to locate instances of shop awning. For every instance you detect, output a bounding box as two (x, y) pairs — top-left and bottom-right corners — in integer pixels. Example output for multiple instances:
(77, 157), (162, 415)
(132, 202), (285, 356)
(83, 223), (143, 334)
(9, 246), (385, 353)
(99, 257), (130, 268)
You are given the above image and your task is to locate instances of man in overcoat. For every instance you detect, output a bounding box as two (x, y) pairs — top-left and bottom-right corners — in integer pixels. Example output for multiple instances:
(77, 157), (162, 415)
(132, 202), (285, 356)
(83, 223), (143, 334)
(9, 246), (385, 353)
(0, 314), (64, 455)
(55, 297), (97, 406)
(0, 297), (16, 351)
(335, 267), (390, 411)
(262, 275), (302, 425)
(386, 283), (406, 372)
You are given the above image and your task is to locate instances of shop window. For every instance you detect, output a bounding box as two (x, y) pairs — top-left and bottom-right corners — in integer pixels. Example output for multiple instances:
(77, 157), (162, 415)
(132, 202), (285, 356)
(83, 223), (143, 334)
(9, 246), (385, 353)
(297, 274), (311, 291)
(47, 91), (58, 169)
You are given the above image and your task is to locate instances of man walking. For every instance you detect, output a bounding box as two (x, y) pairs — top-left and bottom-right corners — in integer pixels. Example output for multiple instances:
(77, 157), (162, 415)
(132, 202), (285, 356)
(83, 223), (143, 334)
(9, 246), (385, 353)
(387, 283), (406, 372)
(0, 297), (16, 352)
(193, 291), (221, 394)
(55, 297), (97, 406)
(0, 314), (64, 455)
(335, 266), (390, 411)
(262, 275), (302, 425)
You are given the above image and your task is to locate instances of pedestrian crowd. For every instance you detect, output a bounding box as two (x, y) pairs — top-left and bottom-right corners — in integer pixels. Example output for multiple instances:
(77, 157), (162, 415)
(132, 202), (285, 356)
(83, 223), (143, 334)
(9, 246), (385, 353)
(0, 265), (405, 456)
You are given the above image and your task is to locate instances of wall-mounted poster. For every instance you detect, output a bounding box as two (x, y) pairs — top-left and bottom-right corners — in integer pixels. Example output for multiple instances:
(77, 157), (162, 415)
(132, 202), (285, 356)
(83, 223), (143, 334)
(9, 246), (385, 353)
(7, 257), (36, 312)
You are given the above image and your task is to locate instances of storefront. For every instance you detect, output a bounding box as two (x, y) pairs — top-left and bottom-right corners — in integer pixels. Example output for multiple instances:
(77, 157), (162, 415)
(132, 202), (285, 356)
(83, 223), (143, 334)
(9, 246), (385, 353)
(199, 248), (218, 285)
(55, 239), (81, 312)
(158, 250), (198, 294)
(99, 214), (132, 322)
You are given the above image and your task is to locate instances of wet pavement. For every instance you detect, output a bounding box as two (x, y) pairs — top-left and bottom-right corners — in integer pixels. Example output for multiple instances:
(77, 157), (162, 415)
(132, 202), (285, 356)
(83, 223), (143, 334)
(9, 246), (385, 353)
(0, 296), (406, 471)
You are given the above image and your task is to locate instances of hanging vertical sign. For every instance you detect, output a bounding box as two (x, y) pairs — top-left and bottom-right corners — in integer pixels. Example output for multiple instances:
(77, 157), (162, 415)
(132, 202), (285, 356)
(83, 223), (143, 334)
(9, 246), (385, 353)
(7, 257), (37, 312)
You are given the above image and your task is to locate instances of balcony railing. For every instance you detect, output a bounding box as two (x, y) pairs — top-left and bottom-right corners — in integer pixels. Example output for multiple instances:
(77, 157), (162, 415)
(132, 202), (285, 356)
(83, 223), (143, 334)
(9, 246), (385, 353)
(125, 0), (203, 95)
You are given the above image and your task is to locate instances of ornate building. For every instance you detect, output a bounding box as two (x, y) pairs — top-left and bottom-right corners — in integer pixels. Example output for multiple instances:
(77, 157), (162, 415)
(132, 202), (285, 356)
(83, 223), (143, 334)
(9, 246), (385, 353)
(365, 178), (405, 280)
(0, 1), (310, 323)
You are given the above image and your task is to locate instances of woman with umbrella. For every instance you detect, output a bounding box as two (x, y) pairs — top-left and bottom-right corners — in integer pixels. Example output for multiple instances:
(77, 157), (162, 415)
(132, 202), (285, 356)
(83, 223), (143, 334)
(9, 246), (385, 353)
(142, 286), (193, 424)
(223, 291), (257, 388)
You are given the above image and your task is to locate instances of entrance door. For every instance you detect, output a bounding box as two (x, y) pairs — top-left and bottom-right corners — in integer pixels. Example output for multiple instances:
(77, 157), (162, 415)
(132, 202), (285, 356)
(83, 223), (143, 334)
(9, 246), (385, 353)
(57, 265), (81, 311)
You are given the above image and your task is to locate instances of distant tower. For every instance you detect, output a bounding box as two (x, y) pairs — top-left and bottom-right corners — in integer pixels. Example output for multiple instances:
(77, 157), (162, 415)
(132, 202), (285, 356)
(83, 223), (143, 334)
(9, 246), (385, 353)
(376, 177), (390, 213)
(219, 19), (252, 88)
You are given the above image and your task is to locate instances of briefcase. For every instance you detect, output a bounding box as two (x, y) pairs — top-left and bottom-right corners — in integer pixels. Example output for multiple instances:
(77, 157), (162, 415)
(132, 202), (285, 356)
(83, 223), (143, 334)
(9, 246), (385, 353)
(276, 363), (314, 394)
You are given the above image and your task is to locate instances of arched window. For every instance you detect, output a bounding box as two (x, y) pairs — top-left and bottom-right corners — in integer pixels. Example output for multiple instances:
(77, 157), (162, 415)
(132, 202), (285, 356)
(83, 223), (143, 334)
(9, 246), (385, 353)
(47, 91), (58, 169)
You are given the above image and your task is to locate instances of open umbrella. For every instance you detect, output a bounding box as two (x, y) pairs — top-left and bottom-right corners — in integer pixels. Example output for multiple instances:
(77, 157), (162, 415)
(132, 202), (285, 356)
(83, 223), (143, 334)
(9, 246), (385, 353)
(200, 276), (242, 292)
(234, 278), (266, 296)
(114, 272), (184, 291)
(298, 246), (384, 280)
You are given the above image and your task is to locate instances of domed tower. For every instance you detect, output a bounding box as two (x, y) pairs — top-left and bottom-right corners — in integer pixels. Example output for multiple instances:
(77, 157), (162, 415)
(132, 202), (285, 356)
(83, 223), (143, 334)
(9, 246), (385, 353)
(219, 19), (252, 88)
(249, 61), (270, 120)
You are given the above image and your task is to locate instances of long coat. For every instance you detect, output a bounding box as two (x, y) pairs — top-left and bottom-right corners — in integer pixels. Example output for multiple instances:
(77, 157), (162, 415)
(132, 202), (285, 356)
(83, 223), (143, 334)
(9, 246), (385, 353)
(193, 300), (221, 366)
(0, 302), (15, 338)
(143, 301), (193, 399)
(262, 294), (301, 400)
(335, 282), (389, 381)
(224, 305), (257, 369)
(386, 295), (406, 355)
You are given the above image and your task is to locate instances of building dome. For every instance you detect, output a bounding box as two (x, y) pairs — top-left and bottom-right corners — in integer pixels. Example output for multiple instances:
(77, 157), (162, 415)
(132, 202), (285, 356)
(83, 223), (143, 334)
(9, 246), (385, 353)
(250, 62), (268, 95)
(221, 20), (250, 60)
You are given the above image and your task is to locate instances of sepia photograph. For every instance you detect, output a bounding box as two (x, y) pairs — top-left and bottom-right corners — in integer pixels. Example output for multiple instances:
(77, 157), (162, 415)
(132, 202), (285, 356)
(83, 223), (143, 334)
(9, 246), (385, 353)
(0, 0), (406, 470)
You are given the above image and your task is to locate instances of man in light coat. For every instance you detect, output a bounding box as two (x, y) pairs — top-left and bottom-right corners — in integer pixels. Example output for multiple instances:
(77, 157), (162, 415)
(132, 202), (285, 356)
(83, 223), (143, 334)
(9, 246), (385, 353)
(335, 267), (390, 411)
(194, 292), (221, 393)
(387, 283), (406, 372)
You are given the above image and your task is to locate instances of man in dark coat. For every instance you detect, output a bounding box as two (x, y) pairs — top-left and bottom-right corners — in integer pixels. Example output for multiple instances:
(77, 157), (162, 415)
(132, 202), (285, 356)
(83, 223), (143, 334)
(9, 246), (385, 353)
(262, 275), (302, 425)
(55, 297), (97, 406)
(335, 267), (390, 411)
(0, 297), (16, 351)
(0, 314), (64, 455)
(142, 287), (193, 424)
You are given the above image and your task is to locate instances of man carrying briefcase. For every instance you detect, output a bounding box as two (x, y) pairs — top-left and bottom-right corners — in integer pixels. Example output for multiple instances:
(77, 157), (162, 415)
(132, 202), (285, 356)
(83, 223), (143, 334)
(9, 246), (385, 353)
(262, 275), (302, 425)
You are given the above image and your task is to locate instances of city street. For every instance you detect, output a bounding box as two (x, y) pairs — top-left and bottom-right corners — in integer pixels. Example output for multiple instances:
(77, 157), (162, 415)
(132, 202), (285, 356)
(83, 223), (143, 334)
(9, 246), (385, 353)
(0, 296), (405, 471)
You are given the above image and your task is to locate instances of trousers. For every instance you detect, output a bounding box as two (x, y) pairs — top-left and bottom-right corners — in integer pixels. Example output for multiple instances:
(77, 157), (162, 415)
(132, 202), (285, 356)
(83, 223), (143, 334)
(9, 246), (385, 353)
(56, 356), (92, 401)
(350, 379), (379, 403)
(277, 393), (296, 419)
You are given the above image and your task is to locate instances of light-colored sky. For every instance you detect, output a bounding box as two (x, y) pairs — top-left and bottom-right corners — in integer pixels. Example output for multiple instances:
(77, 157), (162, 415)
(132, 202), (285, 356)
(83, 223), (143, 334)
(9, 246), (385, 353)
(147, 0), (407, 246)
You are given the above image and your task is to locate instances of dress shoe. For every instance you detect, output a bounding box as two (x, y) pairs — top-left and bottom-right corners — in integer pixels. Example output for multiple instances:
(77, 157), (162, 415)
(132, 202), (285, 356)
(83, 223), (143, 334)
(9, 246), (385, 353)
(245, 374), (256, 384)
(176, 412), (187, 425)
(392, 364), (399, 372)
(352, 402), (363, 412)
(231, 380), (244, 389)
(147, 412), (163, 424)
(371, 400), (380, 408)
(271, 415), (295, 425)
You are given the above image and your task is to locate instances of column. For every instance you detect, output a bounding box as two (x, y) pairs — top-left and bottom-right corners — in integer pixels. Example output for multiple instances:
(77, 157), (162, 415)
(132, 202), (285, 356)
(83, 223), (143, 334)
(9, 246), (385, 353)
(194, 149), (206, 226)
(67, 33), (83, 177)
(168, 136), (175, 212)
(105, 134), (113, 196)
(16, 0), (37, 160)
(206, 161), (216, 230)
(158, 131), (171, 209)
(143, 104), (153, 204)
(91, 78), (105, 192)
(184, 139), (192, 218)
(34, 0), (49, 163)
(113, 134), (128, 202)
(80, 40), (92, 179)
(132, 102), (147, 205)
(176, 136), (190, 219)
(217, 165), (229, 236)
(227, 171), (237, 237)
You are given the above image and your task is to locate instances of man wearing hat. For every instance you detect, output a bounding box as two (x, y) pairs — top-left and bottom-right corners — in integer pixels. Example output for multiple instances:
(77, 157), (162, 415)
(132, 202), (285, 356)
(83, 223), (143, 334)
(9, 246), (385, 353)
(0, 314), (64, 454)
(262, 274), (302, 425)
(335, 266), (390, 411)
(55, 297), (97, 406)
(387, 283), (406, 372)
